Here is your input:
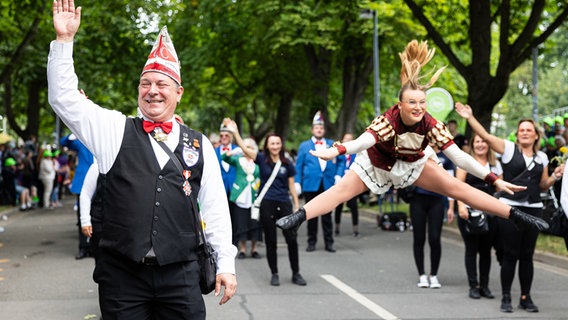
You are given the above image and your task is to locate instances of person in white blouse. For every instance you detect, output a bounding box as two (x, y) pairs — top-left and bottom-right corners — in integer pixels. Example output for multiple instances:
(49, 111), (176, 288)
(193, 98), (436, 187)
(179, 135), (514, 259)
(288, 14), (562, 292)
(48, 1), (236, 319)
(79, 162), (97, 241)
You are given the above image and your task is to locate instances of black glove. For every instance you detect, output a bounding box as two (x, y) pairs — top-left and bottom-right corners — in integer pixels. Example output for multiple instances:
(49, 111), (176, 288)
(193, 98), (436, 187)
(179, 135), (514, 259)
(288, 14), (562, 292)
(509, 207), (549, 231)
(276, 207), (306, 232)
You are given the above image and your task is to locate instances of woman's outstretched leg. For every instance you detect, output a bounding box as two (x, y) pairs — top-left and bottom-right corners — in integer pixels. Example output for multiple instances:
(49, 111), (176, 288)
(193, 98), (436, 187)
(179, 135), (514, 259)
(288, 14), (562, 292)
(415, 161), (548, 231)
(276, 171), (368, 229)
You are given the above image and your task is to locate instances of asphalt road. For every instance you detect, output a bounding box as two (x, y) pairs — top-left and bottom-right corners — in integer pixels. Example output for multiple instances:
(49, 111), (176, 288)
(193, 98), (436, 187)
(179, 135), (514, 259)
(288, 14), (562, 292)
(1, 198), (567, 320)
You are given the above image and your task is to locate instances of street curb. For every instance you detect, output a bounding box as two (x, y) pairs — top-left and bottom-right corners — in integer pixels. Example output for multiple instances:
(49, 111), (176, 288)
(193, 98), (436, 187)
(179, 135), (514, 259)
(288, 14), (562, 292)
(0, 198), (76, 229)
(359, 207), (568, 270)
(0, 206), (24, 223)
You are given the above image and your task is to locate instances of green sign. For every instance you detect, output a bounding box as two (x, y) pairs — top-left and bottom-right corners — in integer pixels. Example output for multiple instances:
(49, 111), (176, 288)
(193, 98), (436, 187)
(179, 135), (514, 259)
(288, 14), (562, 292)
(426, 87), (454, 121)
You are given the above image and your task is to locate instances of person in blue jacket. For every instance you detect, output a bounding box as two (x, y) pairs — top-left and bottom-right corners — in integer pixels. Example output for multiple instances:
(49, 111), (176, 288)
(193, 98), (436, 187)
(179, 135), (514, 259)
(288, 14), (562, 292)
(61, 133), (94, 259)
(295, 111), (345, 252)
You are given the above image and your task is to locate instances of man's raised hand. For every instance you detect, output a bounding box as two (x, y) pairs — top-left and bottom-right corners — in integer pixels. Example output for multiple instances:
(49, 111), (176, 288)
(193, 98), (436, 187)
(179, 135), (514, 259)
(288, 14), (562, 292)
(52, 0), (82, 42)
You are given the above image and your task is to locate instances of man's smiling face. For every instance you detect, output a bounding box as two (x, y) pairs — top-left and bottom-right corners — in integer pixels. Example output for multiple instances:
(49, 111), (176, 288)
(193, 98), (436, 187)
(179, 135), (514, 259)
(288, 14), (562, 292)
(138, 72), (184, 122)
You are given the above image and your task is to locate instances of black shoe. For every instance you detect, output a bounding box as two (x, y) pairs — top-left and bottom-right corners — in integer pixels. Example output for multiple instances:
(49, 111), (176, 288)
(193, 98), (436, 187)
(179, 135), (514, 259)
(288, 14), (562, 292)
(519, 295), (539, 312)
(480, 287), (494, 299)
(270, 274), (280, 286)
(306, 244), (315, 252)
(276, 207), (306, 232)
(500, 293), (513, 313)
(325, 244), (336, 253)
(237, 252), (246, 259)
(75, 250), (90, 260)
(251, 251), (261, 259)
(469, 287), (481, 299)
(509, 207), (549, 231)
(334, 229), (340, 236)
(352, 232), (360, 237)
(292, 273), (307, 286)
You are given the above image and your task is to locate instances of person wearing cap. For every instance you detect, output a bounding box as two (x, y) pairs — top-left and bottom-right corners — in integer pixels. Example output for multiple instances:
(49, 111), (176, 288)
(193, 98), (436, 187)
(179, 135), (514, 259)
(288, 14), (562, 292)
(48, 1), (237, 318)
(295, 111), (346, 253)
(38, 149), (56, 210)
(3, 156), (34, 212)
(215, 122), (239, 245)
(1, 158), (19, 207)
(542, 117), (555, 139)
(216, 123), (238, 197)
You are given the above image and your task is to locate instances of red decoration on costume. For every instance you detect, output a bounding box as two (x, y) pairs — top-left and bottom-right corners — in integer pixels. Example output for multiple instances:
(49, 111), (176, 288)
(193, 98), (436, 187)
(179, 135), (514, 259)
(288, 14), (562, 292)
(141, 26), (181, 85)
(484, 172), (499, 185)
(142, 120), (173, 134)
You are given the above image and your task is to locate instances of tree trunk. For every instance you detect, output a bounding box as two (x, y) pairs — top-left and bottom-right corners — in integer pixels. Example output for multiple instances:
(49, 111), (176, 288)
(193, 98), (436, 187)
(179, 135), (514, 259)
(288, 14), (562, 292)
(24, 79), (42, 141)
(275, 93), (294, 142)
(304, 44), (332, 131)
(337, 42), (373, 139)
(465, 76), (510, 137)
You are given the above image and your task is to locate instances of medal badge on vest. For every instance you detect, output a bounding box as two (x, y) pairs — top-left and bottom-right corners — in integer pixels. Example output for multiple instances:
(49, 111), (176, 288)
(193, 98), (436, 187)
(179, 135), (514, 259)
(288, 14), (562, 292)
(181, 134), (201, 196)
(153, 127), (168, 142)
(183, 170), (192, 196)
(182, 139), (200, 167)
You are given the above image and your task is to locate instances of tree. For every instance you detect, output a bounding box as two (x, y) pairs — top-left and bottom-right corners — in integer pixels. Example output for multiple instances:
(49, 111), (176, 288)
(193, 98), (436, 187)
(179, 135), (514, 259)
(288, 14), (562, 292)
(403, 0), (568, 134)
(0, 1), (170, 144)
(0, 0), (48, 142)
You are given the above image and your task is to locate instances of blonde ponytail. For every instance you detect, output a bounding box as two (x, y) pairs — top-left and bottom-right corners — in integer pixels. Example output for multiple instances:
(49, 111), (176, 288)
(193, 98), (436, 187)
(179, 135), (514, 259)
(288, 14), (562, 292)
(399, 40), (446, 93)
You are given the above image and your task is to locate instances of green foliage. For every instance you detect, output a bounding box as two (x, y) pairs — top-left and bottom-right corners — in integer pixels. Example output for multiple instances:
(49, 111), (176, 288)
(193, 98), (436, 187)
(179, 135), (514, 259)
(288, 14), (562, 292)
(1, 0), (566, 149)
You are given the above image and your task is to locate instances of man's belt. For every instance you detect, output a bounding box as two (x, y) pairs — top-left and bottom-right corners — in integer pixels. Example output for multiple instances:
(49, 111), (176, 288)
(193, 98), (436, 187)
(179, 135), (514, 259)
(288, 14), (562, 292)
(141, 256), (159, 266)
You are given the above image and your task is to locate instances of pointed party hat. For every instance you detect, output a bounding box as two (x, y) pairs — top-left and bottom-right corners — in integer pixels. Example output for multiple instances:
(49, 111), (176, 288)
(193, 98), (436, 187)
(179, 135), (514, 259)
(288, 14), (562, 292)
(312, 110), (324, 126)
(141, 26), (181, 85)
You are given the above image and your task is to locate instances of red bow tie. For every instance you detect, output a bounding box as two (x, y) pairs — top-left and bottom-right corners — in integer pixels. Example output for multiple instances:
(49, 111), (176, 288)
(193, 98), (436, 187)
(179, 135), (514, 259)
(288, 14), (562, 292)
(143, 120), (173, 134)
(222, 147), (231, 152)
(315, 140), (323, 145)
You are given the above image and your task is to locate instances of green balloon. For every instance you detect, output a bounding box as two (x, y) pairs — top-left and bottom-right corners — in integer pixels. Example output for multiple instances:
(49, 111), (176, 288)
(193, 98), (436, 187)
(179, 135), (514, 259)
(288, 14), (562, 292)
(426, 87), (454, 121)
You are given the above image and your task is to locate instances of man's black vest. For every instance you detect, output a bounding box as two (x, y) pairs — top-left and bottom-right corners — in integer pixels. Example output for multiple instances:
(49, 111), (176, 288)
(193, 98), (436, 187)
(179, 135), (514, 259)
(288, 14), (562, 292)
(501, 146), (542, 204)
(97, 118), (204, 265)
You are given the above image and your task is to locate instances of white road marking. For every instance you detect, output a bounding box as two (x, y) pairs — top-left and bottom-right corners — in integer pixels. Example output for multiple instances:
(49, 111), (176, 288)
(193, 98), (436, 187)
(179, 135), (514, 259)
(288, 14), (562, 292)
(321, 274), (399, 320)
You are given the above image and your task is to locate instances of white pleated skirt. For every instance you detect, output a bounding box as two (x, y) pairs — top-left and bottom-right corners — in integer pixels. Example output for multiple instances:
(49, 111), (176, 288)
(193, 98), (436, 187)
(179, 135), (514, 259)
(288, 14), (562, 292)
(350, 146), (439, 194)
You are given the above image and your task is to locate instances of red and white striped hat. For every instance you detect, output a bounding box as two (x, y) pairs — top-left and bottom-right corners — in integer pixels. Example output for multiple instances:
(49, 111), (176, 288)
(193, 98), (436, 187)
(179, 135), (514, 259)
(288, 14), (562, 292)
(141, 26), (181, 85)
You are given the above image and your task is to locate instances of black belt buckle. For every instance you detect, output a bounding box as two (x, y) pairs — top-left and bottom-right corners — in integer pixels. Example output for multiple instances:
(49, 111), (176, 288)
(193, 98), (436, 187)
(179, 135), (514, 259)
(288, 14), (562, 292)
(141, 256), (159, 266)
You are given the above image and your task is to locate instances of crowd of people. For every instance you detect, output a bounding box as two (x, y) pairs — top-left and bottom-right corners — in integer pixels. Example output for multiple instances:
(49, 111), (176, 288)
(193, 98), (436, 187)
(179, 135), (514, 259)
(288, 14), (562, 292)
(0, 137), (77, 212)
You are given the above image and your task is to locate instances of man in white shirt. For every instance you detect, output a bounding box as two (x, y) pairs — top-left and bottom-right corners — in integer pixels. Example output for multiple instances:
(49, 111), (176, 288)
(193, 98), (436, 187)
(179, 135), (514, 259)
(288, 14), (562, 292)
(48, 1), (236, 319)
